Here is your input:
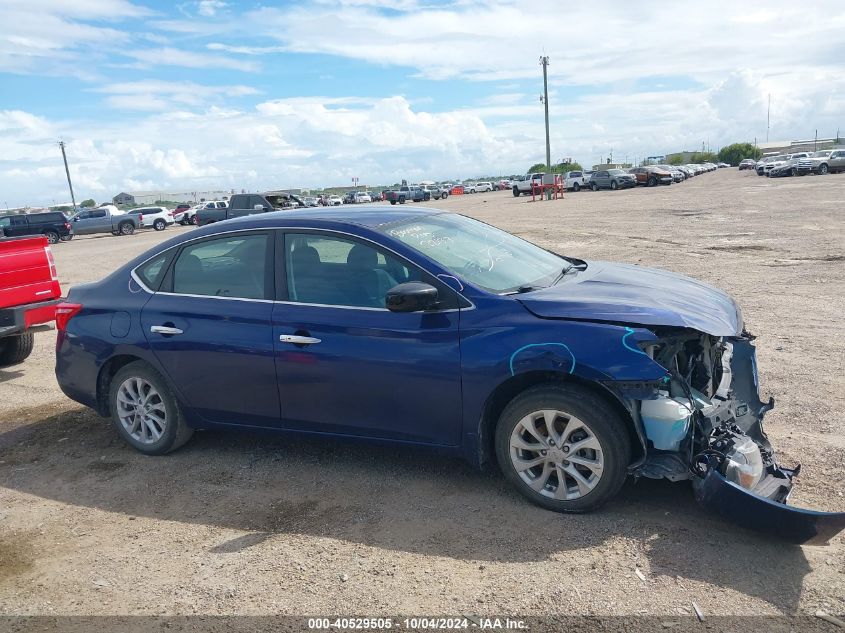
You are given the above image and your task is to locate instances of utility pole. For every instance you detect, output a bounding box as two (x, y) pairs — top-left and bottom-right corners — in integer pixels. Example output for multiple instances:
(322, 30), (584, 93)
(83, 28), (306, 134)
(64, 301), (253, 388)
(540, 56), (551, 171)
(58, 140), (77, 210)
(814, 129), (818, 151)
(766, 94), (771, 143)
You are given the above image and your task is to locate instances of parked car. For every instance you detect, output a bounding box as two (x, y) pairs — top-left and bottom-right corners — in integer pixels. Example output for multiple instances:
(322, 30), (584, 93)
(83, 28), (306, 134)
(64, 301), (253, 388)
(512, 173), (545, 196)
(589, 169), (637, 191)
(0, 235), (61, 366)
(302, 197), (319, 207)
(68, 206), (138, 236)
(756, 156), (782, 176)
(767, 153), (809, 178)
(177, 201), (227, 225)
(628, 166), (673, 186)
(53, 207), (845, 544)
(448, 184), (464, 195)
(738, 159), (757, 170)
(562, 171), (590, 192)
(0, 211), (73, 244)
(354, 192), (372, 204)
(421, 185), (448, 200)
(796, 149), (845, 175)
(385, 186), (430, 205)
(328, 195), (343, 206)
(126, 207), (175, 231)
(171, 204), (192, 224)
(656, 165), (686, 183)
(495, 179), (511, 191)
(466, 181), (493, 193)
(197, 192), (303, 226)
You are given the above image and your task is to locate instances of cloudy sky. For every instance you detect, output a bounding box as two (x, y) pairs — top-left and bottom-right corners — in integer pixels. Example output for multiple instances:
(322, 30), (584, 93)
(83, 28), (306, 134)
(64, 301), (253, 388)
(1, 0), (843, 207)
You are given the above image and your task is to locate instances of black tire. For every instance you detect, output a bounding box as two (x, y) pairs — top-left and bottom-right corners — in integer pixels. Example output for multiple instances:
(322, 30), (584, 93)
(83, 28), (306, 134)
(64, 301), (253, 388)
(118, 222), (134, 236)
(390, 200), (397, 205)
(190, 215), (198, 225)
(495, 384), (631, 513)
(108, 361), (194, 456)
(512, 187), (520, 197)
(819, 163), (829, 175)
(647, 177), (657, 187)
(442, 192), (448, 199)
(60, 234), (73, 241)
(610, 180), (618, 190)
(398, 197), (406, 204)
(44, 230), (59, 245)
(424, 193), (431, 201)
(590, 182), (598, 191)
(153, 219), (166, 231)
(572, 183), (580, 192)
(0, 332), (35, 367)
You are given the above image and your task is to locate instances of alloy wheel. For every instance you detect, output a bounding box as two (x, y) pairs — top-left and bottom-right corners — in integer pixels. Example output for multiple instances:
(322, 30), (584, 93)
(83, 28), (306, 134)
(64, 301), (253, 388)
(509, 409), (604, 500)
(116, 377), (168, 444)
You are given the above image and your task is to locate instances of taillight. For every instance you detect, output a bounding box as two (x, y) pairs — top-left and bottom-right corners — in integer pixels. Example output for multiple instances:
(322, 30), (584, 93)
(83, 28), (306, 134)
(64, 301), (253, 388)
(43, 247), (58, 281)
(138, 214), (143, 222)
(65, 222), (71, 230)
(55, 303), (83, 332)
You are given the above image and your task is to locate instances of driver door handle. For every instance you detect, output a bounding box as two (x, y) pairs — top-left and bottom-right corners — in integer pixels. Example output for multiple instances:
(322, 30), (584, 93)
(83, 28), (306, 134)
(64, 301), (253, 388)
(279, 334), (321, 345)
(150, 325), (183, 335)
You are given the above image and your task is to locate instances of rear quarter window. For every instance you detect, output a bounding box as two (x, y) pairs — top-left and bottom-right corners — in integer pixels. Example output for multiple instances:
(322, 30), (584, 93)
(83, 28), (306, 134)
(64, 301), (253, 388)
(135, 251), (173, 291)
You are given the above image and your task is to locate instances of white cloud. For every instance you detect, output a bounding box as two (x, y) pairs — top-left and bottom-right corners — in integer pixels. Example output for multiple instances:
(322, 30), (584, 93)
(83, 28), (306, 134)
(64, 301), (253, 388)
(197, 0), (227, 17)
(124, 47), (259, 72)
(94, 80), (260, 111)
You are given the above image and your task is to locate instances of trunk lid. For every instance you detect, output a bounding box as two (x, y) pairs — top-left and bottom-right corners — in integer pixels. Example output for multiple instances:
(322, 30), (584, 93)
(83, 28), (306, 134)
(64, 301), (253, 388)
(0, 236), (62, 309)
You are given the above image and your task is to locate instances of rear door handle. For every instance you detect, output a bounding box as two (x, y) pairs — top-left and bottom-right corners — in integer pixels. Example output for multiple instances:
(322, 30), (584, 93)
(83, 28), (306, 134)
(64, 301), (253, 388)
(150, 325), (183, 335)
(279, 335), (321, 345)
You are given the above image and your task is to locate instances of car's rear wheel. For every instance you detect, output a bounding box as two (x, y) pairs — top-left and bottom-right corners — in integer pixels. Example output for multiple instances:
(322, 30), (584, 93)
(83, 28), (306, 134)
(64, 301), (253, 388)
(572, 183), (580, 192)
(190, 215), (198, 225)
(118, 222), (134, 235)
(398, 197), (406, 204)
(819, 163), (829, 175)
(590, 182), (598, 191)
(495, 385), (631, 513)
(60, 234), (73, 241)
(44, 230), (59, 244)
(512, 187), (520, 197)
(390, 200), (397, 205)
(109, 361), (193, 455)
(0, 332), (35, 367)
(442, 192), (448, 199)
(610, 180), (618, 190)
(647, 177), (657, 187)
(153, 219), (166, 231)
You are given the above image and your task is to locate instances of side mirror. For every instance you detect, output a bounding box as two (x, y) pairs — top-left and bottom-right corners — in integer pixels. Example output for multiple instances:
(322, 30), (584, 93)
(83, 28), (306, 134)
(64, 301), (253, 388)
(254, 204), (265, 211)
(386, 282), (439, 313)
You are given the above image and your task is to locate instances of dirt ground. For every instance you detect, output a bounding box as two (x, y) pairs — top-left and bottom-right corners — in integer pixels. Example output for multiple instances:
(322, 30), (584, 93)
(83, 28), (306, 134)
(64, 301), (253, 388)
(1, 169), (843, 619)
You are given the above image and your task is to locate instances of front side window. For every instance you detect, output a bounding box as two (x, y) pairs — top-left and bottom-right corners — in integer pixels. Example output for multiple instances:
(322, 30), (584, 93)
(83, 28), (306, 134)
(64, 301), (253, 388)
(285, 234), (420, 308)
(382, 213), (567, 294)
(91, 210), (106, 218)
(172, 233), (269, 300)
(0, 217), (10, 228)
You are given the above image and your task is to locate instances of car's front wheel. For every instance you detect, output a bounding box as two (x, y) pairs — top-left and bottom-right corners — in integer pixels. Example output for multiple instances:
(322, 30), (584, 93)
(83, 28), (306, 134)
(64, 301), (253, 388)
(109, 361), (194, 455)
(44, 230), (59, 244)
(819, 163), (829, 175)
(495, 385), (631, 513)
(610, 180), (618, 190)
(512, 187), (520, 197)
(153, 219), (166, 231)
(572, 183), (580, 192)
(118, 221), (134, 235)
(590, 182), (598, 191)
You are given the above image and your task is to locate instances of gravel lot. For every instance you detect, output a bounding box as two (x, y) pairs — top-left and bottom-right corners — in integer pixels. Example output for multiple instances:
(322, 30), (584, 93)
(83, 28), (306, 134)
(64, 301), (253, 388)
(1, 169), (843, 619)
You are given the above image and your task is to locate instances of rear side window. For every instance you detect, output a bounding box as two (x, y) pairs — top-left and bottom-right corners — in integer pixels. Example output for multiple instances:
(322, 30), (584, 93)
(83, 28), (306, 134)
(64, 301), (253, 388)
(135, 252), (172, 291)
(172, 233), (269, 300)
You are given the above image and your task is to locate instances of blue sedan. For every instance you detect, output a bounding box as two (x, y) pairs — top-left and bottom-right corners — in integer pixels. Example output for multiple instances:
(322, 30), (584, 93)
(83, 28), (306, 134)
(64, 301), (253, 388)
(54, 207), (845, 542)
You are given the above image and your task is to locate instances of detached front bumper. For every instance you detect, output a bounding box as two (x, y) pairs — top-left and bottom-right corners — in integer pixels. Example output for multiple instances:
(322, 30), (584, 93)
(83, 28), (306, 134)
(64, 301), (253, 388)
(695, 466), (845, 545)
(692, 338), (845, 545)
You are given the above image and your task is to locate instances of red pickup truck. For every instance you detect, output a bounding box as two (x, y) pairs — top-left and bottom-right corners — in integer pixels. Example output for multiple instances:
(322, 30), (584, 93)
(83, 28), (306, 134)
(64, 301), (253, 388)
(0, 236), (62, 366)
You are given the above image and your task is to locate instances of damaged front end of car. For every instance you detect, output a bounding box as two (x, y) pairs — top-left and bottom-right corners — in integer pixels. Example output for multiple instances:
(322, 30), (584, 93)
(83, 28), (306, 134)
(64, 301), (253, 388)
(621, 329), (845, 545)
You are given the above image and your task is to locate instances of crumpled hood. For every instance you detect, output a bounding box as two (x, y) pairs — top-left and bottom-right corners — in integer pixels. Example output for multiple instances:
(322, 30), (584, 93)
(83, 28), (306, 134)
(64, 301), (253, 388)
(516, 261), (742, 336)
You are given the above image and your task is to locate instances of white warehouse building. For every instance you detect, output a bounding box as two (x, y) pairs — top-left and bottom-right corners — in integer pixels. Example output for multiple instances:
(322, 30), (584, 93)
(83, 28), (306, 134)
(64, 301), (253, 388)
(112, 190), (232, 206)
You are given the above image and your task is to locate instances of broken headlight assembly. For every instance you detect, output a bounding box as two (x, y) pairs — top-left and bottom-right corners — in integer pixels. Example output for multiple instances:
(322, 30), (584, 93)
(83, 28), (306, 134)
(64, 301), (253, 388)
(635, 330), (845, 545)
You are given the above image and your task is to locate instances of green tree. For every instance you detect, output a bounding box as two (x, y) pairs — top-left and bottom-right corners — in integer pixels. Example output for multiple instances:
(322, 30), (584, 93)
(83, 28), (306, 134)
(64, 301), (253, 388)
(666, 155), (685, 166)
(718, 143), (761, 166)
(689, 151), (718, 163)
(79, 198), (96, 207)
(527, 163), (548, 173)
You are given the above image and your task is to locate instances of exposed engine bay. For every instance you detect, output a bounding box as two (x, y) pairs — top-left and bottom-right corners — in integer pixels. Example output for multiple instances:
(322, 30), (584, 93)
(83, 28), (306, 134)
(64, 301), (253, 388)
(626, 329), (845, 545)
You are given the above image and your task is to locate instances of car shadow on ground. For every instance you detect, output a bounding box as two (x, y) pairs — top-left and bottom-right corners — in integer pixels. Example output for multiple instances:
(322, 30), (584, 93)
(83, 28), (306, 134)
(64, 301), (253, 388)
(0, 405), (811, 611)
(0, 367), (25, 383)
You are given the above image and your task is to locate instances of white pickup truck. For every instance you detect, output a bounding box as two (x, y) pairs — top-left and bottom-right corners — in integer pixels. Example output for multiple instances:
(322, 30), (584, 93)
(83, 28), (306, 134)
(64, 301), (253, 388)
(511, 173), (545, 196)
(563, 170), (592, 191)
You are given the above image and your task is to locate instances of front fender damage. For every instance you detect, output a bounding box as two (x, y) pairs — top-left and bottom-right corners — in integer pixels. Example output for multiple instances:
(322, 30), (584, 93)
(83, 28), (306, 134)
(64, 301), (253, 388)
(629, 331), (845, 545)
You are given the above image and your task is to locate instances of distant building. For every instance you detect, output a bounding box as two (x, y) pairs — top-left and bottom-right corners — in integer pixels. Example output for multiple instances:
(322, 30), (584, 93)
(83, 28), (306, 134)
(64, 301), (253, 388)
(591, 163), (632, 171)
(112, 190), (232, 206)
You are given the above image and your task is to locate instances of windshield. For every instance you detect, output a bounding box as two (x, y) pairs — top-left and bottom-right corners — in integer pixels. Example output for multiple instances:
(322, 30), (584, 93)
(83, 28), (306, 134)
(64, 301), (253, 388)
(812, 150), (832, 157)
(607, 169), (624, 175)
(382, 213), (567, 294)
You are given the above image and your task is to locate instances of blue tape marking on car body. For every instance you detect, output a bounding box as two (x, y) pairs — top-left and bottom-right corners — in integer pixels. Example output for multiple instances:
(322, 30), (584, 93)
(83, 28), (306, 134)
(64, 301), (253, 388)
(509, 343), (576, 376)
(622, 327), (648, 356)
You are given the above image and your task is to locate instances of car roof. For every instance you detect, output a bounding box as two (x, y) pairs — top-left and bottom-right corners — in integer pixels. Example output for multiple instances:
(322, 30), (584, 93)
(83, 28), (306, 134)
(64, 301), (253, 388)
(217, 205), (442, 231)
